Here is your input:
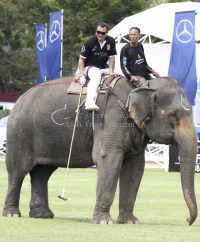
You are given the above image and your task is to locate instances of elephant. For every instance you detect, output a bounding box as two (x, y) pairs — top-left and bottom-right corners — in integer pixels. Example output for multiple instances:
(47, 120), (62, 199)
(2, 76), (198, 225)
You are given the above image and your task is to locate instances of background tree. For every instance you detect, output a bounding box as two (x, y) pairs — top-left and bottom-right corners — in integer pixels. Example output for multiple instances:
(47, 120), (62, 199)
(0, 0), (58, 92)
(0, 0), (163, 93)
(58, 0), (146, 76)
(2, 108), (10, 118)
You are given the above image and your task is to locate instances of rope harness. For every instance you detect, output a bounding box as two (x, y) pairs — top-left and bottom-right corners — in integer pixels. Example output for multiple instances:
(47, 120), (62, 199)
(99, 75), (144, 137)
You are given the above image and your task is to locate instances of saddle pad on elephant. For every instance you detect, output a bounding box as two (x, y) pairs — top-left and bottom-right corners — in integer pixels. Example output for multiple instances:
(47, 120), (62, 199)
(67, 75), (122, 95)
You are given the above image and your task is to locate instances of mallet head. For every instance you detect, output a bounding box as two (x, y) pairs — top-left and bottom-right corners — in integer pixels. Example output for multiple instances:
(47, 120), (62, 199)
(58, 195), (68, 201)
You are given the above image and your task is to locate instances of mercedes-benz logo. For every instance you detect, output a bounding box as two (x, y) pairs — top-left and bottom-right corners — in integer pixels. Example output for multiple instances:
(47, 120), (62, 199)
(81, 46), (85, 52)
(36, 31), (45, 51)
(50, 20), (60, 43)
(176, 19), (193, 44)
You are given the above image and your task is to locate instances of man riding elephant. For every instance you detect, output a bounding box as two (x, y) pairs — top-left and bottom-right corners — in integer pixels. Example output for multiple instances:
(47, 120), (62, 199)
(120, 27), (159, 88)
(78, 22), (118, 111)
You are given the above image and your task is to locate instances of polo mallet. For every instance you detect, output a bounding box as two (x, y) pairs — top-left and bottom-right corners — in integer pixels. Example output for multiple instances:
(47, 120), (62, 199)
(58, 84), (84, 201)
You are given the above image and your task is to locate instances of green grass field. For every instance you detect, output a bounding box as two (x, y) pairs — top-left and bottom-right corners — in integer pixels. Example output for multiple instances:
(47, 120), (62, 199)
(0, 157), (200, 242)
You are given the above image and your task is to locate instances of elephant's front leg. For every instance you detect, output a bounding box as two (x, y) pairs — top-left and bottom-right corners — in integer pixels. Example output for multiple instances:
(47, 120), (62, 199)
(92, 150), (123, 224)
(29, 165), (57, 218)
(117, 151), (145, 224)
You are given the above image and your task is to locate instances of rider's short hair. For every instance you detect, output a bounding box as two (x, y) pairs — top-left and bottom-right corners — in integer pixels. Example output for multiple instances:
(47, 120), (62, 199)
(129, 27), (140, 34)
(97, 22), (108, 32)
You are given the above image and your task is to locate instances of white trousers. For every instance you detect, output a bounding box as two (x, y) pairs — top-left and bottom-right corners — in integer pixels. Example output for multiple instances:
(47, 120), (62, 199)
(84, 66), (110, 106)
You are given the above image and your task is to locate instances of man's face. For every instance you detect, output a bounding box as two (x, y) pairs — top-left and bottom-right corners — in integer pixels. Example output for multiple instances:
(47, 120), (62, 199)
(96, 26), (107, 43)
(129, 29), (140, 46)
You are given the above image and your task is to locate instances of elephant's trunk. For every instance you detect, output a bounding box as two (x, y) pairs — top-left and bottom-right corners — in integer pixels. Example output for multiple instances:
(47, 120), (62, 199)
(176, 116), (198, 225)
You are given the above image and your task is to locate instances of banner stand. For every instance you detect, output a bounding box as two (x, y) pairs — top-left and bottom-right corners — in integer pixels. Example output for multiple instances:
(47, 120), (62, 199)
(60, 10), (63, 78)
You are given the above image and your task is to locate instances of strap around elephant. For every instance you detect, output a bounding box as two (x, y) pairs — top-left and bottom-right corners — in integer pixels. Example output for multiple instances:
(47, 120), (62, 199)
(110, 90), (143, 135)
(99, 84), (143, 136)
(99, 75), (116, 125)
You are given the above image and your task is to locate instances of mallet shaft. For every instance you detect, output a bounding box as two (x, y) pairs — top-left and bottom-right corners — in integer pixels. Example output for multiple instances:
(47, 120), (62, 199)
(59, 84), (84, 200)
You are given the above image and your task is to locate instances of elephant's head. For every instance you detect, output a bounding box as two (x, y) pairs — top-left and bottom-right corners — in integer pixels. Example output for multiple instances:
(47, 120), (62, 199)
(127, 77), (198, 225)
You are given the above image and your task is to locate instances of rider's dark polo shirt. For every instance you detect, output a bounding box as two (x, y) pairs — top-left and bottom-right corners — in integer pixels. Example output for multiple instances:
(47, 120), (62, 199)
(120, 42), (153, 80)
(80, 34), (117, 68)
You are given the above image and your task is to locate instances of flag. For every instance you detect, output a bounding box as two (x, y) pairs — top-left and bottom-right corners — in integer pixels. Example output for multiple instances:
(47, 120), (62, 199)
(36, 23), (46, 85)
(168, 11), (197, 105)
(45, 11), (62, 80)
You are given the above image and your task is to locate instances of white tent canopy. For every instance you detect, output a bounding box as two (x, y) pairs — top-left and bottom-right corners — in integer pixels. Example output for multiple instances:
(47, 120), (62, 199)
(108, 2), (200, 125)
(108, 1), (200, 43)
(76, 2), (200, 77)
(108, 1), (200, 78)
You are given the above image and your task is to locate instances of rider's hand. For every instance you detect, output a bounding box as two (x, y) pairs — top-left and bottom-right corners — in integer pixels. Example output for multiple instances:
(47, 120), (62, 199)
(152, 71), (160, 77)
(130, 76), (138, 82)
(110, 73), (119, 77)
(79, 75), (86, 86)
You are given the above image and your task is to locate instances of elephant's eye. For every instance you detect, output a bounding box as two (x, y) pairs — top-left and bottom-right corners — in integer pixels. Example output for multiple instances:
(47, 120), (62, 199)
(172, 112), (177, 118)
(170, 112), (180, 124)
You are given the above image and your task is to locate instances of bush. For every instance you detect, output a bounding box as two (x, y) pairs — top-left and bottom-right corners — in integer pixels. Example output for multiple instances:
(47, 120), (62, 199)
(2, 108), (10, 118)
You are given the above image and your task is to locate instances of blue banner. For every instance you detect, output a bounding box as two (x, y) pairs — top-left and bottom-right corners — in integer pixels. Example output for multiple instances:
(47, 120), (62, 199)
(36, 23), (46, 85)
(45, 11), (62, 80)
(168, 11), (197, 105)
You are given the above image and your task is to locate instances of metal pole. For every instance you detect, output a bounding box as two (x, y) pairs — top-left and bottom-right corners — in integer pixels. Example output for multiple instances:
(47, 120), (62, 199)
(60, 10), (64, 78)
(45, 23), (47, 82)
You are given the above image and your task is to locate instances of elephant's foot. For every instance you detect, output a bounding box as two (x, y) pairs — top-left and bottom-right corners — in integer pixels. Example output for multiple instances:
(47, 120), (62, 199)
(29, 205), (54, 219)
(92, 208), (114, 224)
(3, 206), (21, 217)
(117, 213), (139, 224)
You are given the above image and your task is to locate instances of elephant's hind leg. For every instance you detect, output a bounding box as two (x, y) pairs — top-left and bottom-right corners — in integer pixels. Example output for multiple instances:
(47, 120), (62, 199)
(29, 165), (57, 218)
(3, 173), (25, 217)
(117, 152), (145, 224)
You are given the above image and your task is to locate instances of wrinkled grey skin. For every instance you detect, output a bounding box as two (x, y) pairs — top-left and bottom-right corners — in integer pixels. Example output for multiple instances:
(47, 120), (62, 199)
(3, 77), (197, 225)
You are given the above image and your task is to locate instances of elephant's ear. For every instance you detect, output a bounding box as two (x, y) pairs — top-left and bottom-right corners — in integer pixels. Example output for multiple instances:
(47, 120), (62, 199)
(127, 88), (157, 128)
